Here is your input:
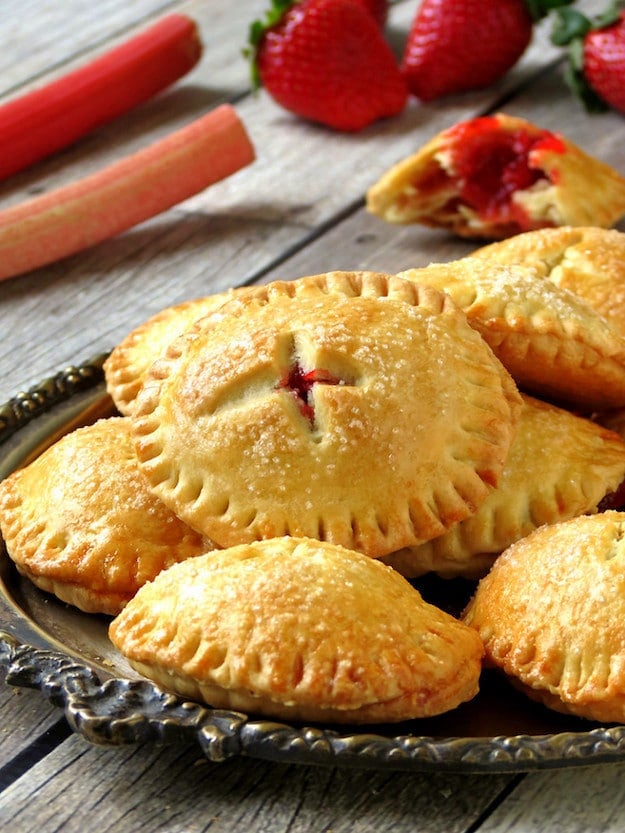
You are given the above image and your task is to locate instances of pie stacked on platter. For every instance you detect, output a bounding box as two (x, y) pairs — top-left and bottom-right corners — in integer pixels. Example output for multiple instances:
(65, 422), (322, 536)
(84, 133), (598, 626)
(3, 251), (625, 724)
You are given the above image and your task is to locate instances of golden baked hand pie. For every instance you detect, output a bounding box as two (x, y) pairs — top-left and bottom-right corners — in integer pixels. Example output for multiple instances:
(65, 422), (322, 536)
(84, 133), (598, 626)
(463, 511), (625, 723)
(132, 271), (521, 557)
(399, 257), (625, 411)
(595, 408), (625, 447)
(104, 289), (245, 416)
(384, 394), (625, 579)
(473, 226), (625, 338)
(109, 537), (484, 724)
(0, 417), (210, 614)
(366, 113), (625, 240)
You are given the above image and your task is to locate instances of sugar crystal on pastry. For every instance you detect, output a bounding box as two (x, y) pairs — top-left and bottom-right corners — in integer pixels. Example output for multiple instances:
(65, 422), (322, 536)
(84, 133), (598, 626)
(384, 394), (625, 579)
(399, 258), (625, 410)
(131, 271), (521, 557)
(463, 511), (625, 723)
(103, 289), (248, 417)
(473, 226), (625, 338)
(0, 417), (211, 614)
(109, 537), (484, 724)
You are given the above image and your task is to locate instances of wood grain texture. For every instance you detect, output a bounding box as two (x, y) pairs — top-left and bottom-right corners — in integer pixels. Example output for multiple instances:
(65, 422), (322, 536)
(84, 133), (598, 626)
(0, 734), (516, 832)
(0, 677), (65, 770)
(2, 1), (625, 831)
(477, 763), (625, 833)
(0, 0), (177, 95)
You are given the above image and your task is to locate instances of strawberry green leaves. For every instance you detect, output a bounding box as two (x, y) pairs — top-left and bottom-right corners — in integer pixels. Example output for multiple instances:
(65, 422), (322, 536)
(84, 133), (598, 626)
(247, 0), (406, 132)
(247, 0), (295, 89)
(552, 2), (625, 113)
(246, 0), (625, 127)
(525, 0), (576, 23)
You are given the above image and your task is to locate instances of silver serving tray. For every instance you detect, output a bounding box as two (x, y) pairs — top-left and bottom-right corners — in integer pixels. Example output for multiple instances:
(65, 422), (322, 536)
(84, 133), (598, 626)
(2, 356), (625, 773)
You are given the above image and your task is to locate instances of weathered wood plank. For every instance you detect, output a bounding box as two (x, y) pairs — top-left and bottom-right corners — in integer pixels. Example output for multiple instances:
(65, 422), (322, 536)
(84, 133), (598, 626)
(0, 733), (516, 832)
(474, 763), (625, 833)
(0, 0), (178, 95)
(0, 677), (65, 770)
(0, 0), (264, 102)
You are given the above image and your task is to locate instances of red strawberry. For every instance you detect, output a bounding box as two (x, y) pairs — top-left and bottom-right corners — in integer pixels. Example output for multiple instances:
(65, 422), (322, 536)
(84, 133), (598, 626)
(352, 0), (388, 27)
(247, 0), (407, 131)
(551, 6), (625, 114)
(401, 0), (571, 102)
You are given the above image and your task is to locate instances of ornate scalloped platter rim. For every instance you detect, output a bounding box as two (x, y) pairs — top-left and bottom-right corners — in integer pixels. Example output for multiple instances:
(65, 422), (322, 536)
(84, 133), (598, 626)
(2, 357), (625, 773)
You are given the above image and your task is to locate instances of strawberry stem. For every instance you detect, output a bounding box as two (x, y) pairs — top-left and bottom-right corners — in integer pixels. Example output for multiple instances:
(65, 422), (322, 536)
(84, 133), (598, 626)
(245, 0), (297, 90)
(594, 0), (625, 28)
(524, 0), (576, 24)
(552, 0), (625, 44)
(563, 38), (609, 112)
(550, 8), (593, 44)
(551, 2), (625, 113)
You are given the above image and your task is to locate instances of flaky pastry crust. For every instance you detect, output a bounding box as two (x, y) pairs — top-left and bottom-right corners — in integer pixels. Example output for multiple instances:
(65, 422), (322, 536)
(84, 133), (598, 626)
(0, 417), (210, 614)
(109, 537), (484, 723)
(463, 512), (625, 723)
(399, 257), (625, 410)
(384, 394), (625, 578)
(104, 290), (245, 416)
(473, 226), (625, 337)
(367, 113), (625, 240)
(131, 271), (521, 557)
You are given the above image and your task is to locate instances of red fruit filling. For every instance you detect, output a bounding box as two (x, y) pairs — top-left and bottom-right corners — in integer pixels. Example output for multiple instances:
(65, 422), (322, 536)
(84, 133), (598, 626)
(278, 365), (343, 424)
(598, 478), (625, 513)
(445, 117), (566, 230)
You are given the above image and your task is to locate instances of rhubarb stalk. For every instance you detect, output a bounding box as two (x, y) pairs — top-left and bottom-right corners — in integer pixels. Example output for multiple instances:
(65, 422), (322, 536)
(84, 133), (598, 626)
(0, 14), (202, 181)
(0, 104), (255, 281)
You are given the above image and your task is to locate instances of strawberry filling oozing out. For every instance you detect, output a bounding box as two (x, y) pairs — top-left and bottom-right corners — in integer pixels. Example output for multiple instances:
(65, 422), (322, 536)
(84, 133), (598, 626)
(279, 365), (343, 425)
(598, 478), (625, 513)
(445, 117), (566, 231)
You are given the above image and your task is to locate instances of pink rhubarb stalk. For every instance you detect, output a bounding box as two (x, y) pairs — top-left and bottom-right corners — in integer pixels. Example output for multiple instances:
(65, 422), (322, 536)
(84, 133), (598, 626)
(0, 14), (203, 181)
(0, 104), (255, 281)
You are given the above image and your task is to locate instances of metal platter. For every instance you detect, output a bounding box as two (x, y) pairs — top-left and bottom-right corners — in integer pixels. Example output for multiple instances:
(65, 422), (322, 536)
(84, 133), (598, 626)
(2, 356), (625, 773)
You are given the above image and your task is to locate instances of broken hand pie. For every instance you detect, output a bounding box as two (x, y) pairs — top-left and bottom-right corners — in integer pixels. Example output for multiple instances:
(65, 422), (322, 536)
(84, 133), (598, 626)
(463, 512), (625, 723)
(131, 271), (521, 557)
(109, 537), (484, 724)
(0, 417), (210, 614)
(366, 113), (625, 240)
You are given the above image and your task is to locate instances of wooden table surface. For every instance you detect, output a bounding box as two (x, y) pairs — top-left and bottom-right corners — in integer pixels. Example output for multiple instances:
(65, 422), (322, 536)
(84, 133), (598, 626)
(2, 1), (625, 830)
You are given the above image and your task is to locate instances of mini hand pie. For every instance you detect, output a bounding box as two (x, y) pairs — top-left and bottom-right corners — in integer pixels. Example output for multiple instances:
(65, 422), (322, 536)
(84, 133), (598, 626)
(366, 113), (625, 240)
(104, 290), (245, 416)
(473, 226), (625, 337)
(131, 271), (521, 557)
(463, 512), (625, 723)
(0, 417), (210, 614)
(109, 537), (484, 723)
(399, 257), (625, 410)
(384, 394), (625, 579)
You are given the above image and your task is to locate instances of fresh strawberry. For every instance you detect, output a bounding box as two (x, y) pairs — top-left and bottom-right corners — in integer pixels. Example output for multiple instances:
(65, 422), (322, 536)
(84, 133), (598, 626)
(352, 0), (388, 27)
(247, 0), (407, 131)
(551, 4), (625, 113)
(401, 0), (574, 102)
